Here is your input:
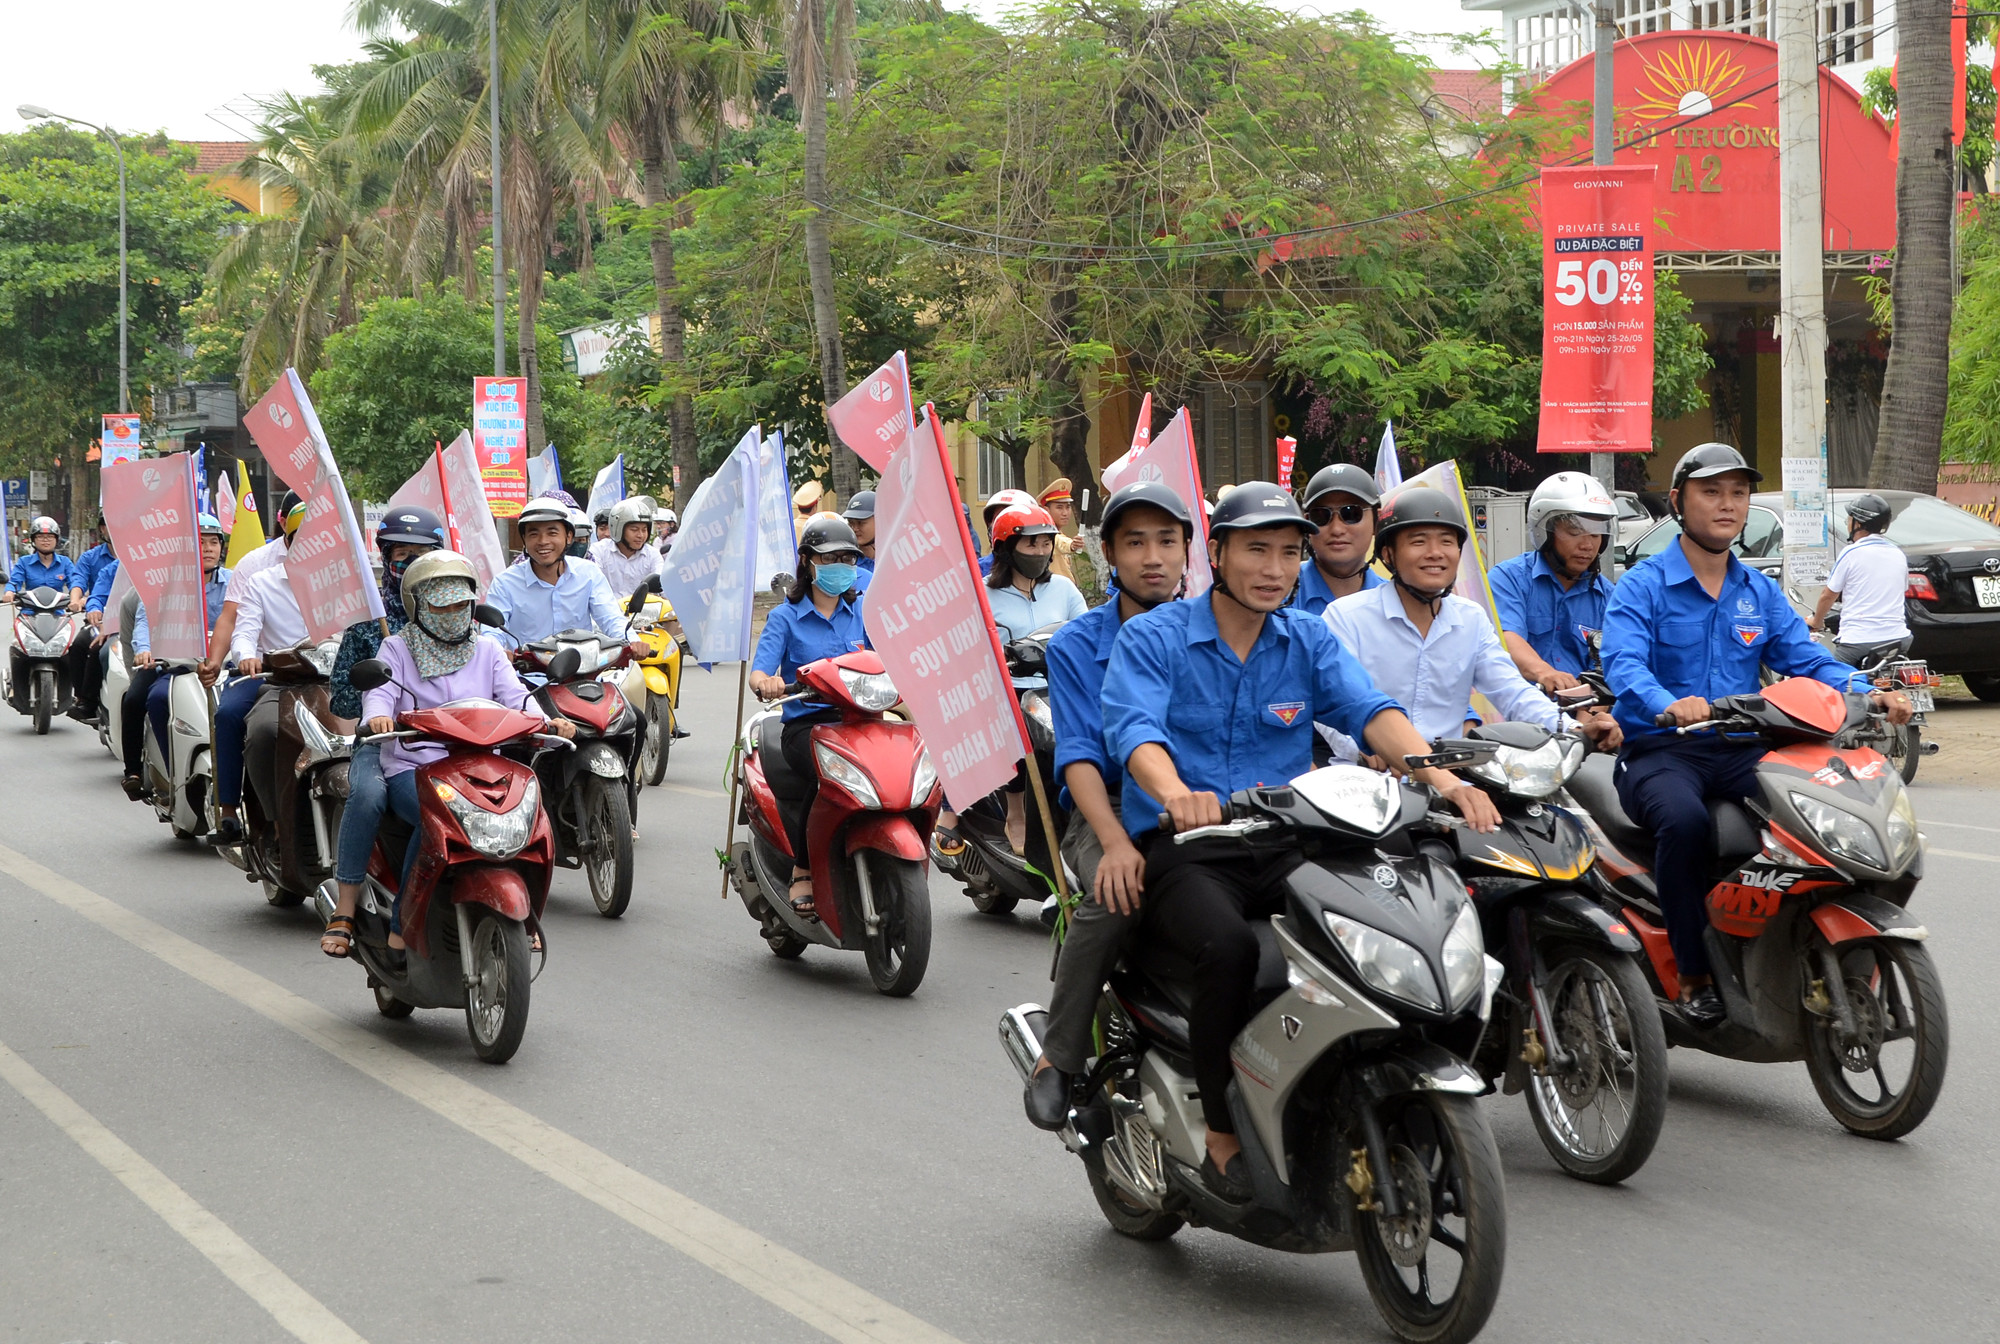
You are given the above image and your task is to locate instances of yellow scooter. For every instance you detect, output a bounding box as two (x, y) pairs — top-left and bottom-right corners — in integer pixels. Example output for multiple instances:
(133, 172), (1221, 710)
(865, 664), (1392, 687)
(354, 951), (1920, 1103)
(621, 590), (686, 787)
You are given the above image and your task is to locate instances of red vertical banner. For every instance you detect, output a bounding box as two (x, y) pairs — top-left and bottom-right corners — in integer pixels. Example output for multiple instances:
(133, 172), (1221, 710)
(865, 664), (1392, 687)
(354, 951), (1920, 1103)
(100, 453), (206, 659)
(472, 377), (529, 517)
(1953, 1), (1969, 145)
(1536, 164), (1658, 455)
(1275, 436), (1298, 492)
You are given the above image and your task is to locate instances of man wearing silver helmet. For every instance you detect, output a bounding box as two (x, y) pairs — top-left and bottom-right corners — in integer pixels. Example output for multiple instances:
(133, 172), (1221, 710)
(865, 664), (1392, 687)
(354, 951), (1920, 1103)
(1488, 471), (1618, 693)
(589, 496), (664, 600)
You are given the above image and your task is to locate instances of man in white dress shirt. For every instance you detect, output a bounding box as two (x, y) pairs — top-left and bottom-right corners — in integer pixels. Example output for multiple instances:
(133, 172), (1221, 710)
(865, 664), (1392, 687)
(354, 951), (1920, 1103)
(587, 497), (663, 600)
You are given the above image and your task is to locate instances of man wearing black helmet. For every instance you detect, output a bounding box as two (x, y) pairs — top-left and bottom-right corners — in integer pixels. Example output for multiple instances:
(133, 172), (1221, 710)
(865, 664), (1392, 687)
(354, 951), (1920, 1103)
(1292, 463), (1384, 616)
(1601, 445), (1912, 1028)
(1023, 479), (1191, 1129)
(842, 491), (878, 573)
(1100, 483), (1498, 1199)
(1809, 493), (1911, 665)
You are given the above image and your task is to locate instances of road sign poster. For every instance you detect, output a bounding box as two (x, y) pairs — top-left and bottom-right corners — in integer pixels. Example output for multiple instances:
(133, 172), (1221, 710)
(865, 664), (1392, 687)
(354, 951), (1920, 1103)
(1535, 164), (1658, 454)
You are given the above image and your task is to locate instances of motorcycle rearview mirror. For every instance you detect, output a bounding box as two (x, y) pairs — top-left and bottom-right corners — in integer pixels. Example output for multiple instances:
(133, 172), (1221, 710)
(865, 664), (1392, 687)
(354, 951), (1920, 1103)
(1406, 738), (1499, 771)
(348, 658), (392, 692)
(548, 646), (583, 682)
(625, 586), (650, 616)
(474, 602), (506, 629)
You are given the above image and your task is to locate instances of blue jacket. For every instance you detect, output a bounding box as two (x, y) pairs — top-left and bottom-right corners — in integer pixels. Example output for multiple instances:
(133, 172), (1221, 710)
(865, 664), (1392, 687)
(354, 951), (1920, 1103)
(85, 558), (120, 614)
(752, 593), (871, 720)
(1292, 560), (1384, 618)
(1488, 549), (1611, 677)
(1102, 597), (1401, 836)
(1048, 598), (1126, 809)
(8, 552), (83, 595)
(77, 543), (117, 596)
(1601, 541), (1868, 740)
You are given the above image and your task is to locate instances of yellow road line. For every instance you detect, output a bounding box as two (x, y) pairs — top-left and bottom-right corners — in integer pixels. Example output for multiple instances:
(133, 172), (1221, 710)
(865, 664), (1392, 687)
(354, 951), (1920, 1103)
(0, 1038), (368, 1344)
(0, 842), (961, 1344)
(654, 781), (729, 799)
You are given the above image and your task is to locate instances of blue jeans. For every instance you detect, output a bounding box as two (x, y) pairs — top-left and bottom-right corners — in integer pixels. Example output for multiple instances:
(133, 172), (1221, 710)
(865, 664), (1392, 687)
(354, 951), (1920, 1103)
(333, 742), (384, 885)
(386, 767), (423, 929)
(213, 674), (265, 807)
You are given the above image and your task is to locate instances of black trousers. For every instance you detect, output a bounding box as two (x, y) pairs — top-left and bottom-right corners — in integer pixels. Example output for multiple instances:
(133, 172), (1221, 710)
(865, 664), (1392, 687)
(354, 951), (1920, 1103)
(243, 684), (284, 820)
(1140, 837), (1297, 1133)
(1614, 738), (1765, 981)
(778, 712), (837, 866)
(121, 664), (165, 777)
(64, 636), (104, 713)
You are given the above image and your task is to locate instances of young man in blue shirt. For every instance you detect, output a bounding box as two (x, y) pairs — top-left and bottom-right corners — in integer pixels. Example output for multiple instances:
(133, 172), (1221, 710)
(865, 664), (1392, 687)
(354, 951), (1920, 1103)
(1291, 462), (1384, 616)
(1100, 483), (1497, 1200)
(75, 515), (116, 598)
(1601, 444), (1913, 1028)
(1023, 480), (1190, 1130)
(1488, 471), (1618, 692)
(7, 517), (85, 604)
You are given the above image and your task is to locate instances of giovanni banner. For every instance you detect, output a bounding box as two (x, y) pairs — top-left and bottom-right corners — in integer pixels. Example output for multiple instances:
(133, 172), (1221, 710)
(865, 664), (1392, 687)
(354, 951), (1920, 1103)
(1536, 164), (1658, 455)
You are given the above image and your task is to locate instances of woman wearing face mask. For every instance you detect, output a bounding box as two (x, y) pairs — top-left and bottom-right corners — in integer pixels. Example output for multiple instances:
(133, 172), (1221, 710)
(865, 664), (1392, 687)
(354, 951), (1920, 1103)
(749, 515), (872, 916)
(320, 552), (574, 961)
(982, 503), (1087, 853)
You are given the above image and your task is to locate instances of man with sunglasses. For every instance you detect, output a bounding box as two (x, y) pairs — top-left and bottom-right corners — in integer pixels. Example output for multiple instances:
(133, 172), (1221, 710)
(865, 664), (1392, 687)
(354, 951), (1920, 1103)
(1292, 464), (1384, 617)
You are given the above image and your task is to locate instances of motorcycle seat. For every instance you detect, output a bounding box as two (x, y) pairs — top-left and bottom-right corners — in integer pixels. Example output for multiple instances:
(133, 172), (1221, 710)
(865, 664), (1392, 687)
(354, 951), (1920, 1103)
(1127, 920), (1289, 1023)
(1566, 754), (1653, 861)
(757, 717), (813, 802)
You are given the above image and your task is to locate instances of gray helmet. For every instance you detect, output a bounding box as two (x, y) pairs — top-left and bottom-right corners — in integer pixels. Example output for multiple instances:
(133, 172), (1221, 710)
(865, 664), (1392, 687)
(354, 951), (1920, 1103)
(608, 497), (655, 534)
(1670, 443), (1763, 500)
(1301, 463), (1381, 510)
(842, 490), (877, 521)
(798, 515), (860, 555)
(1527, 471), (1618, 547)
(1208, 481), (1316, 537)
(1848, 492), (1893, 533)
(1374, 486), (1469, 551)
(1101, 481), (1193, 539)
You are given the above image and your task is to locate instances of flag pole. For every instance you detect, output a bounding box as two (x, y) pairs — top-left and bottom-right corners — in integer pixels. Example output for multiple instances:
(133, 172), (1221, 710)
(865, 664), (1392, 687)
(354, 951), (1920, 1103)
(720, 660), (749, 899)
(721, 433), (762, 898)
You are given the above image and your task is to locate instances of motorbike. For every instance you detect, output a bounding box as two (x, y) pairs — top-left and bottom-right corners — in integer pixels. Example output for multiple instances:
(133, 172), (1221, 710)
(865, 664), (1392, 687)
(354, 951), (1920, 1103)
(8, 586), (79, 734)
(313, 653), (570, 1063)
(1449, 717), (1669, 1184)
(727, 650), (940, 996)
(624, 578), (687, 788)
(1001, 759), (1508, 1344)
(1846, 645), (1938, 784)
(514, 627), (642, 918)
(1565, 677), (1949, 1139)
(221, 638), (353, 908)
(936, 624), (1070, 922)
(96, 587), (139, 759)
(126, 661), (230, 841)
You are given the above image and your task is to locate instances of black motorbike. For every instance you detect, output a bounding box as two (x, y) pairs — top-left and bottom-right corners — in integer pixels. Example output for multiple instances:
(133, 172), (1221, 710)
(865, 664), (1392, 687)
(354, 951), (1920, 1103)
(8, 585), (79, 734)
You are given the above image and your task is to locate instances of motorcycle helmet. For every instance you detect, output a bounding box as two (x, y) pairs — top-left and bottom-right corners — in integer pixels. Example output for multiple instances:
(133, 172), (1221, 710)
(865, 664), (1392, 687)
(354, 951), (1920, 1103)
(1100, 480), (1193, 540)
(514, 495), (577, 537)
(27, 515), (60, 541)
(608, 496), (656, 538)
(1848, 492), (1893, 534)
(1207, 482), (1316, 538)
(376, 506), (445, 553)
(197, 512), (227, 540)
(842, 490), (877, 522)
(1527, 471), (1618, 547)
(981, 488), (1035, 532)
(281, 499), (310, 538)
(398, 549), (480, 618)
(989, 503), (1058, 545)
(1301, 462), (1381, 510)
(1669, 443), (1763, 510)
(1374, 486), (1470, 550)
(798, 514), (860, 556)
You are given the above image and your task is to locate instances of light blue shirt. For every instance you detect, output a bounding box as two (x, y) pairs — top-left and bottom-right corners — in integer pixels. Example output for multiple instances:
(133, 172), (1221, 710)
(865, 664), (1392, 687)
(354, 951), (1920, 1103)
(1292, 559), (1385, 617)
(1321, 585), (1560, 760)
(134, 568), (231, 654)
(986, 574), (1088, 689)
(486, 556), (627, 646)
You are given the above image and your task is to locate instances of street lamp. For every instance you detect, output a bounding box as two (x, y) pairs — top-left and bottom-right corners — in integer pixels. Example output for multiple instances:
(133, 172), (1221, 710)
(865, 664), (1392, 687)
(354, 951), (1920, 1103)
(18, 104), (128, 415)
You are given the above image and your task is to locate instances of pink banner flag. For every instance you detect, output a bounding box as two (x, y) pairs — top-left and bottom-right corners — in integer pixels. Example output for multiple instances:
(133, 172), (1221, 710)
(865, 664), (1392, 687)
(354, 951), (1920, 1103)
(244, 368), (386, 639)
(1097, 407), (1212, 597)
(100, 453), (208, 659)
(1101, 391), (1154, 487)
(825, 352), (915, 473)
(863, 411), (1028, 812)
(387, 431), (508, 594)
(215, 470), (237, 534)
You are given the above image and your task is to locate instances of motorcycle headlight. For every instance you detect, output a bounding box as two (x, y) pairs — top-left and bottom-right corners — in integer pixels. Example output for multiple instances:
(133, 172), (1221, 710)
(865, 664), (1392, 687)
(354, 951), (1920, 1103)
(837, 667), (901, 713)
(911, 746), (939, 804)
(1022, 693), (1055, 752)
(1466, 737), (1583, 800)
(1789, 791), (1889, 870)
(1441, 900), (1486, 1010)
(1883, 777), (1918, 868)
(299, 641), (339, 677)
(814, 742), (882, 808)
(436, 778), (538, 860)
(1326, 913), (1442, 1012)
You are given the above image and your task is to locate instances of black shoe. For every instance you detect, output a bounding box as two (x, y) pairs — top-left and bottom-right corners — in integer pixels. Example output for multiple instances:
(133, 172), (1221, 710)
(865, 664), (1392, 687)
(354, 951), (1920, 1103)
(1025, 1064), (1072, 1131)
(1682, 984), (1726, 1029)
(120, 774), (145, 801)
(67, 705), (97, 723)
(1202, 1150), (1254, 1204)
(214, 816), (245, 845)
(671, 725), (691, 739)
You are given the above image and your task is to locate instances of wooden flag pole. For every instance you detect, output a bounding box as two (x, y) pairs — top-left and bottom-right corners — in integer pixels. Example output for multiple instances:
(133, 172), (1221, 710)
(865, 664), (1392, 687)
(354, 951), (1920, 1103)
(720, 659), (750, 898)
(1023, 754), (1071, 919)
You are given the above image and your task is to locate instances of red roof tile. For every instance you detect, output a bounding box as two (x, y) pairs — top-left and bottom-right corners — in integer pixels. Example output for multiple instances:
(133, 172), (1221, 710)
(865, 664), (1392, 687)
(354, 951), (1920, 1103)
(179, 141), (253, 175)
(1429, 69), (1502, 121)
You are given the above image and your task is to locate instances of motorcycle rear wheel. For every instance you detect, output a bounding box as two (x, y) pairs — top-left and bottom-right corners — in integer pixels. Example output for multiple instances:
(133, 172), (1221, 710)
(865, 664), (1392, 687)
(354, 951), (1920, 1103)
(32, 670), (51, 735)
(1803, 937), (1948, 1140)
(860, 852), (932, 997)
(1883, 723), (1920, 784)
(465, 908), (531, 1063)
(373, 982), (416, 1019)
(582, 776), (635, 918)
(1524, 945), (1668, 1185)
(639, 701), (671, 786)
(1086, 1161), (1184, 1241)
(1353, 1092), (1506, 1344)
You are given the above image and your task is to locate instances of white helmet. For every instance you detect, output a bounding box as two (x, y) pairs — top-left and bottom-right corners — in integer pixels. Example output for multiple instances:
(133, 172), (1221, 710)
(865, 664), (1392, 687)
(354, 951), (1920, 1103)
(515, 496), (576, 532)
(608, 496), (655, 534)
(656, 507), (678, 529)
(27, 516), (60, 540)
(1527, 472), (1618, 548)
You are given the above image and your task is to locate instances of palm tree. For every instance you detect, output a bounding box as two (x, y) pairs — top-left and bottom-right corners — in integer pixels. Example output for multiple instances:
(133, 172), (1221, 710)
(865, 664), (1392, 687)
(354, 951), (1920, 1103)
(786, 0), (860, 498)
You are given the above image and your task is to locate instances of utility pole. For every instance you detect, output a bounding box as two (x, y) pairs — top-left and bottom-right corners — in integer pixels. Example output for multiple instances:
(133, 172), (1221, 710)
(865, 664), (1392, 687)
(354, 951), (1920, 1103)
(1590, 2), (1616, 499)
(489, 0), (506, 378)
(1776, 0), (1833, 593)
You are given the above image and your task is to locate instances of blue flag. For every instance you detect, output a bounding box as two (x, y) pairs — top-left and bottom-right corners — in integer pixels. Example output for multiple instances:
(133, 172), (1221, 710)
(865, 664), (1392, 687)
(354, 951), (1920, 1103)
(657, 430), (761, 665)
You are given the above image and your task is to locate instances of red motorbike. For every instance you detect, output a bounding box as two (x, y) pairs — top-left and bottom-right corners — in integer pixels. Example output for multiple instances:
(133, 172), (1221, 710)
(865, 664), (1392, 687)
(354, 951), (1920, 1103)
(314, 654), (571, 1063)
(727, 650), (940, 996)
(515, 628), (642, 918)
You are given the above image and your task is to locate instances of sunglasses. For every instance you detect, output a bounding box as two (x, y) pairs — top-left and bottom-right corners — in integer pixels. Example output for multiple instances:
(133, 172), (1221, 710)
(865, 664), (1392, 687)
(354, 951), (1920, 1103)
(1307, 503), (1369, 528)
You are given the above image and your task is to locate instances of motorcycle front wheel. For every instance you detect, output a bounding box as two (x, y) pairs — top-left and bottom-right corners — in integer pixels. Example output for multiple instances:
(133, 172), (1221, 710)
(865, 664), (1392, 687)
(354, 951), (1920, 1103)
(581, 776), (635, 918)
(465, 908), (531, 1063)
(1352, 1092), (1506, 1344)
(32, 669), (52, 735)
(1803, 937), (1948, 1140)
(639, 700), (671, 786)
(859, 852), (931, 997)
(1524, 945), (1668, 1184)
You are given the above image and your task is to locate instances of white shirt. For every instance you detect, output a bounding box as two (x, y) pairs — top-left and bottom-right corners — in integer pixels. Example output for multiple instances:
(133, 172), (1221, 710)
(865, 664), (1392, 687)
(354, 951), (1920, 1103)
(221, 537), (288, 605)
(1322, 584), (1560, 760)
(986, 574), (1088, 689)
(230, 565), (308, 661)
(588, 536), (662, 600)
(1826, 534), (1911, 646)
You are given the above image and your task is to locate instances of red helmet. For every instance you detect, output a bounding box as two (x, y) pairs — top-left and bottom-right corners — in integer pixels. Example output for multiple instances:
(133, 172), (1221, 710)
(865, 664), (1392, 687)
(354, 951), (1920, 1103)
(990, 503), (1058, 545)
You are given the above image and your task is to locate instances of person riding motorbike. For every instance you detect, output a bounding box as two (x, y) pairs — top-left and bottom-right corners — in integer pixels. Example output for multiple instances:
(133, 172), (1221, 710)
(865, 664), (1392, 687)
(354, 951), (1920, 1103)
(320, 553), (574, 960)
(588, 497), (664, 601)
(486, 496), (628, 646)
(976, 489), (1036, 577)
(1809, 491), (1912, 666)
(1321, 486), (1619, 762)
(841, 491), (877, 573)
(1489, 471), (1619, 693)
(201, 489), (300, 687)
(747, 515), (871, 917)
(655, 507), (679, 556)
(593, 507), (613, 545)
(119, 515), (231, 798)
(227, 501), (315, 840)
(1099, 483), (1498, 1201)
(1600, 443), (1913, 1028)
(7, 516), (85, 607)
(76, 514), (116, 598)
(1023, 480), (1191, 1130)
(1291, 463), (1384, 616)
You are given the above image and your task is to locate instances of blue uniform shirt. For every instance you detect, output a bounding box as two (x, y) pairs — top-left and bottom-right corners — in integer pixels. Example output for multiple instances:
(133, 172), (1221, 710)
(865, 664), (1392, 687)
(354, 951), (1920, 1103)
(8, 552), (83, 594)
(1488, 549), (1611, 677)
(77, 543), (116, 596)
(978, 553), (995, 578)
(1047, 598), (1128, 810)
(856, 554), (876, 574)
(1102, 597), (1402, 836)
(85, 557), (119, 613)
(1292, 560), (1384, 617)
(752, 593), (871, 720)
(1602, 541), (1868, 740)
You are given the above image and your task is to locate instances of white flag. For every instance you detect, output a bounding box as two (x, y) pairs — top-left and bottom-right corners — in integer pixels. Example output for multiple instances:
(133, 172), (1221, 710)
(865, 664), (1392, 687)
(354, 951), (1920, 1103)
(656, 430), (760, 664)
(585, 454), (625, 525)
(1375, 422), (1404, 493)
(755, 429), (799, 588)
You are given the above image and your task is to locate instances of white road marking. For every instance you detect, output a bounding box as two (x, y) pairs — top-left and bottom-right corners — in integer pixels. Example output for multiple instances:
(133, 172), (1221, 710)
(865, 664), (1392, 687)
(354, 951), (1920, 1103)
(0, 1038), (368, 1344)
(1922, 817), (2000, 837)
(1924, 846), (1986, 863)
(655, 780), (729, 799)
(0, 842), (962, 1344)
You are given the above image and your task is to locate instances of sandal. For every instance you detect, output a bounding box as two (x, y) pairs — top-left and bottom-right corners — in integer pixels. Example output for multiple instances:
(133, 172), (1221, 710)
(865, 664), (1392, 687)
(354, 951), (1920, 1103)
(321, 916), (356, 959)
(120, 774), (146, 802)
(932, 825), (967, 858)
(787, 873), (818, 917)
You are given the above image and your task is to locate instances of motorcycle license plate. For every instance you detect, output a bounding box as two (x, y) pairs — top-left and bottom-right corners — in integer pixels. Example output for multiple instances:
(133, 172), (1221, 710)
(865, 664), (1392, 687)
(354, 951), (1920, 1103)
(1976, 575), (2000, 608)
(1907, 686), (1935, 713)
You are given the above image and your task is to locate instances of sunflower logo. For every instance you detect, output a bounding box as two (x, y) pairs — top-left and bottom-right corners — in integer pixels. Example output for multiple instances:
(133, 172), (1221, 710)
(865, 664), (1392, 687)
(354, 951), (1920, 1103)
(1630, 41), (1755, 122)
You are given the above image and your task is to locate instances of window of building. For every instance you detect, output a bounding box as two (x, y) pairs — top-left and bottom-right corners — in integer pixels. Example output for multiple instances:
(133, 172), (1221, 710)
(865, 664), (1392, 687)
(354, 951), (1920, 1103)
(1200, 382), (1270, 488)
(1689, 0), (1771, 40)
(1819, 0), (1875, 64)
(973, 390), (1017, 499)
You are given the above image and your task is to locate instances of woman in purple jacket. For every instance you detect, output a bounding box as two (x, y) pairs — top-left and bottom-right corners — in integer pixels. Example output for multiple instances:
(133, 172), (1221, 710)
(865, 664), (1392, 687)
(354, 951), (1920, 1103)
(320, 553), (572, 959)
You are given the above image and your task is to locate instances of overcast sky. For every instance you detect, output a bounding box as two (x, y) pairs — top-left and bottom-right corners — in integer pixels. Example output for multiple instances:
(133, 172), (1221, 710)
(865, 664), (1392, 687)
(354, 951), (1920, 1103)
(1, 0), (1498, 144)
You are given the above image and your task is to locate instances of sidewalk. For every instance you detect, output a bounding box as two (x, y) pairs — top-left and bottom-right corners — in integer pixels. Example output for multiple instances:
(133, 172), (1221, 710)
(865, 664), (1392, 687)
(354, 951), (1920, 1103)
(1913, 680), (2000, 789)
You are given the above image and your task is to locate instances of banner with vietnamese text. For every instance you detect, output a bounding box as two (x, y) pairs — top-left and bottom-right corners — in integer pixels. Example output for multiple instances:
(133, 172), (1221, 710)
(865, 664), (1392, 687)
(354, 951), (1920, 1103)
(826, 352), (914, 474)
(657, 428), (762, 664)
(101, 414), (143, 467)
(473, 377), (530, 516)
(1098, 406), (1212, 597)
(101, 453), (207, 659)
(1536, 165), (1658, 454)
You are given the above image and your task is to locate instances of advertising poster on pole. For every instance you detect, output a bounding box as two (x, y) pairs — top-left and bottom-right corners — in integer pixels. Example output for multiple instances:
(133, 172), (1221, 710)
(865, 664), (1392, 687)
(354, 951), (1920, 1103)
(472, 377), (530, 517)
(1535, 165), (1658, 455)
(101, 414), (144, 467)
(100, 453), (207, 659)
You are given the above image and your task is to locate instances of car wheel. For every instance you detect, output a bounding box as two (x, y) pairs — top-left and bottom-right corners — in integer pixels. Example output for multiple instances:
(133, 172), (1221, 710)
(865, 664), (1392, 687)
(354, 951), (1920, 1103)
(1963, 673), (2000, 703)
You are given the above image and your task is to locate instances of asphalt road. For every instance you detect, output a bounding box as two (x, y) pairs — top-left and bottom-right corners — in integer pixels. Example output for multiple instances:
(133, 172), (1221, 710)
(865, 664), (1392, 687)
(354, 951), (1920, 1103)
(2, 667), (1996, 1344)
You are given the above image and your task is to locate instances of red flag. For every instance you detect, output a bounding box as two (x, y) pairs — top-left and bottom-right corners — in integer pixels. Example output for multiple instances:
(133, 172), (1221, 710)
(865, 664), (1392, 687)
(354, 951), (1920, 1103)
(1098, 407), (1213, 596)
(1275, 436), (1298, 492)
(101, 453), (207, 659)
(826, 352), (915, 474)
(1954, 2), (1969, 146)
(862, 411), (1028, 812)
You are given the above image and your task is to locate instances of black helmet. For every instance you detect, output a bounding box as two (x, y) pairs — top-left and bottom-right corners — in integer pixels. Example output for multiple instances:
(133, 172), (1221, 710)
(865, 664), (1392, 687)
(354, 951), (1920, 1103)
(376, 506), (445, 552)
(1670, 443), (1763, 500)
(1301, 463), (1381, 509)
(842, 489), (877, 521)
(1101, 481), (1193, 539)
(1374, 486), (1469, 551)
(798, 515), (860, 555)
(1208, 481), (1316, 538)
(1848, 492), (1893, 533)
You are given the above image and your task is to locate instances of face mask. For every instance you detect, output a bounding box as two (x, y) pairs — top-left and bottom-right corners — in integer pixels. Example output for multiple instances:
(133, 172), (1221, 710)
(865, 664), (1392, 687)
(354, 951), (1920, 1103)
(1013, 551), (1051, 581)
(420, 602), (475, 643)
(813, 562), (858, 596)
